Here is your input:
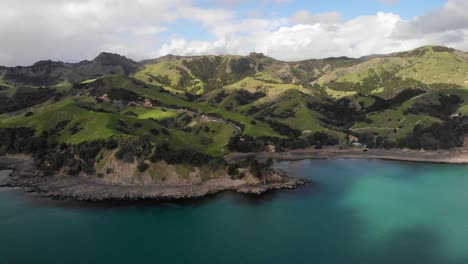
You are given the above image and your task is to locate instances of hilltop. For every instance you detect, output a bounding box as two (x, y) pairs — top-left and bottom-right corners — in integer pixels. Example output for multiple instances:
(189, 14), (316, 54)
(1, 45), (468, 200)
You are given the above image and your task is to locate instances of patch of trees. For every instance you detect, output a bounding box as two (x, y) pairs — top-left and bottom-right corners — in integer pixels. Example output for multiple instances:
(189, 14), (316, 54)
(182, 57), (254, 90)
(146, 74), (171, 86)
(50, 120), (71, 135)
(0, 127), (106, 175)
(366, 89), (426, 113)
(327, 69), (426, 97)
(0, 88), (56, 114)
(69, 122), (82, 135)
(3, 63), (64, 86)
(247, 106), (261, 115)
(248, 158), (274, 180)
(149, 142), (225, 168)
(226, 118), (245, 131)
(115, 135), (153, 163)
(124, 111), (138, 117)
(0, 127), (42, 154)
(137, 161), (149, 172)
(184, 92), (199, 102)
(398, 120), (465, 150)
(431, 46), (455, 53)
(351, 131), (394, 149)
(397, 48), (429, 58)
(213, 90), (228, 103)
(404, 94), (463, 119)
(234, 89), (266, 105)
(176, 67), (196, 89)
(183, 57), (222, 84)
(227, 158), (275, 181)
(106, 88), (140, 102)
(307, 132), (340, 148)
(228, 135), (267, 152)
(228, 58), (255, 80)
(227, 131), (340, 153)
(253, 117), (301, 138)
(307, 98), (371, 129)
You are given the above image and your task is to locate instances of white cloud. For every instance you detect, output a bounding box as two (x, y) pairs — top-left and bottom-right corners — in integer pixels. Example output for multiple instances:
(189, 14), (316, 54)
(0, 0), (232, 66)
(158, 12), (425, 61)
(0, 0), (467, 66)
(290, 10), (342, 25)
(392, 0), (468, 51)
(157, 0), (468, 61)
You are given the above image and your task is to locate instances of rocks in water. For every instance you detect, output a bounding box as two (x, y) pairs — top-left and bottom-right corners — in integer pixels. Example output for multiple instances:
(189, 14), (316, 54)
(0, 170), (13, 186)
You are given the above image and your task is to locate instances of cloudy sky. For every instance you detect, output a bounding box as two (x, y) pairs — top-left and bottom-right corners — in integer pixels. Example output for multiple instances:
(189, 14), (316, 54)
(0, 0), (466, 66)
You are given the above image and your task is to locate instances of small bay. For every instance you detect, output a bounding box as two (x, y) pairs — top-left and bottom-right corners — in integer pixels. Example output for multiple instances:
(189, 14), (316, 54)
(2, 159), (468, 264)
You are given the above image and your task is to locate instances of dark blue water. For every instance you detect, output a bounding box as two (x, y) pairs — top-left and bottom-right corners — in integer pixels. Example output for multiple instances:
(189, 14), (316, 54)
(2, 159), (468, 264)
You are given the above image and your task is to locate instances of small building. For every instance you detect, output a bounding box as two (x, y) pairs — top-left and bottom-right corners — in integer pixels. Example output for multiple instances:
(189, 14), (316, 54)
(99, 94), (110, 103)
(267, 144), (276, 153)
(142, 99), (153, 108)
(352, 142), (364, 148)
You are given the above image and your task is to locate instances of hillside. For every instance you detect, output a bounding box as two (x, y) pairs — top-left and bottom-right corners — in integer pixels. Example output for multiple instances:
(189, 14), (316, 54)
(1, 45), (468, 185)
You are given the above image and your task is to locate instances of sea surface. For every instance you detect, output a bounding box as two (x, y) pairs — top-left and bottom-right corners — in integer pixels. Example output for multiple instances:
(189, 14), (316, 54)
(2, 159), (468, 264)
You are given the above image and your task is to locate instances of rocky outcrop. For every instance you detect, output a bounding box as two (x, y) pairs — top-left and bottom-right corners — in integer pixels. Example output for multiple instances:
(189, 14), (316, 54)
(0, 156), (306, 201)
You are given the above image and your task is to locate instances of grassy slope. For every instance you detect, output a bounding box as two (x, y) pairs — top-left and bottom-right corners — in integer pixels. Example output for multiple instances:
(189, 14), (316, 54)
(224, 76), (312, 99)
(352, 88), (468, 140)
(0, 96), (233, 156)
(317, 46), (468, 100)
(2, 46), (467, 155)
(122, 106), (179, 120)
(133, 59), (209, 95)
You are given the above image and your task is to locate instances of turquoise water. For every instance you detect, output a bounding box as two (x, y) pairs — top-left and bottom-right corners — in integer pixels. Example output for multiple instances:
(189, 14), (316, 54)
(2, 159), (468, 264)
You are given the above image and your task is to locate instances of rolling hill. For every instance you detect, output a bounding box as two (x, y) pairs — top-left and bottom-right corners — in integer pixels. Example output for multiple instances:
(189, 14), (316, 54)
(1, 45), (467, 180)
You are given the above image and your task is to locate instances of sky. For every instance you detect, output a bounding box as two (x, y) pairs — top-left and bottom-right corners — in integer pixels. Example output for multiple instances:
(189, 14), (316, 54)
(0, 0), (466, 66)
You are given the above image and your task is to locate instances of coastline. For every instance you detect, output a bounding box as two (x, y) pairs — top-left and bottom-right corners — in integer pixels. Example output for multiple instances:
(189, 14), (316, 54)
(2, 147), (468, 202)
(0, 156), (305, 202)
(226, 147), (468, 165)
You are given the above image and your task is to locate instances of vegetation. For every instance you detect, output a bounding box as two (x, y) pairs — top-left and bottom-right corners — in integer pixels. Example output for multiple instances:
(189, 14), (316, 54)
(1, 45), (468, 178)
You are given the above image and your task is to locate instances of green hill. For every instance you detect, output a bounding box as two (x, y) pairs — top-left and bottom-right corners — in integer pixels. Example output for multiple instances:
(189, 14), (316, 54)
(1, 45), (467, 178)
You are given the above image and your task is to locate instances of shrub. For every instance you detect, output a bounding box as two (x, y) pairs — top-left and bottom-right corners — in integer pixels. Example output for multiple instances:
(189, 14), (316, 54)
(105, 139), (119, 149)
(137, 161), (149, 172)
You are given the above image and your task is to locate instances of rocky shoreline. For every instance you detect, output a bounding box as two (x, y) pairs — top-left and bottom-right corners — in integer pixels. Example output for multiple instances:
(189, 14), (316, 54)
(5, 147), (466, 202)
(0, 156), (306, 202)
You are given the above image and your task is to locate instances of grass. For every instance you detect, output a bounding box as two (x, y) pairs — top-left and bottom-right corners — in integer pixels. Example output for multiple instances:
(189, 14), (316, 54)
(224, 76), (311, 99)
(210, 107), (280, 137)
(458, 105), (468, 116)
(96, 75), (192, 107)
(353, 110), (441, 141)
(81, 78), (99, 84)
(0, 98), (117, 143)
(325, 87), (357, 99)
(319, 46), (468, 89)
(133, 60), (205, 94)
(122, 106), (179, 120)
(51, 81), (73, 92)
(190, 122), (235, 155)
(350, 88), (468, 141)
